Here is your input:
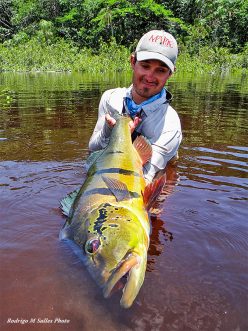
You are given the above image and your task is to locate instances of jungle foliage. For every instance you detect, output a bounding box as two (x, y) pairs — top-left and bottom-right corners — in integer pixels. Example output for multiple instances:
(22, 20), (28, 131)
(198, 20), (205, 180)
(0, 0), (247, 72)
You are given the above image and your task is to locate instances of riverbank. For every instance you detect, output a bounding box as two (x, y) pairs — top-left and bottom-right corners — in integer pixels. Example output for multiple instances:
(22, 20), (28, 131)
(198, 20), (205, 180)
(0, 38), (247, 75)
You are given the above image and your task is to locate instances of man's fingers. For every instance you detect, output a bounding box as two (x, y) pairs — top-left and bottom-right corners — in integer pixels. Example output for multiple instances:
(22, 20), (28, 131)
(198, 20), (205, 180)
(105, 114), (116, 128)
(129, 116), (142, 133)
(105, 114), (141, 132)
(133, 116), (142, 127)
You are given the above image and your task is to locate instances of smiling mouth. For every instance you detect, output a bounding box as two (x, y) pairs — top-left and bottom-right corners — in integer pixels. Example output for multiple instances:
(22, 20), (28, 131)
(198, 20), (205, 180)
(103, 253), (140, 307)
(143, 81), (157, 88)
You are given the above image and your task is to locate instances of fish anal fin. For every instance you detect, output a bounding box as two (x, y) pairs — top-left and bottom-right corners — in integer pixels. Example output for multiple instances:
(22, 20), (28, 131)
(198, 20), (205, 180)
(133, 135), (152, 165)
(143, 174), (166, 210)
(102, 175), (131, 202)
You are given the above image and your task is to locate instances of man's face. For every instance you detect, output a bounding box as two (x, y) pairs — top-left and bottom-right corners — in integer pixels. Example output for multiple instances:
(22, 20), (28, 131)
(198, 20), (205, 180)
(130, 55), (172, 104)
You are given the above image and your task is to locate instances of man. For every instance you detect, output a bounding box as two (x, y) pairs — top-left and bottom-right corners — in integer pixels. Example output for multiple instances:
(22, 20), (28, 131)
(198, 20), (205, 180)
(89, 30), (182, 184)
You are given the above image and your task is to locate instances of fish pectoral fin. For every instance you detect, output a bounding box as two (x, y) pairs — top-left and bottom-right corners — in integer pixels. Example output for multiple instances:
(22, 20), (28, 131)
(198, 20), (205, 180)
(143, 174), (167, 210)
(60, 189), (79, 217)
(133, 135), (152, 165)
(102, 175), (131, 202)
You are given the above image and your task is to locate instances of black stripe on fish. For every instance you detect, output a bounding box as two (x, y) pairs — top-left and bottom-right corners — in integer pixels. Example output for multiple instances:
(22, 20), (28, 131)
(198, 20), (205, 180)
(84, 188), (141, 199)
(105, 151), (124, 154)
(95, 168), (141, 177)
(94, 207), (108, 236)
(93, 204), (121, 236)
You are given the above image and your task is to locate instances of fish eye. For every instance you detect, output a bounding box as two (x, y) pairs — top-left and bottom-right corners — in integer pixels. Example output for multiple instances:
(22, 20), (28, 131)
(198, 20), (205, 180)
(85, 238), (101, 255)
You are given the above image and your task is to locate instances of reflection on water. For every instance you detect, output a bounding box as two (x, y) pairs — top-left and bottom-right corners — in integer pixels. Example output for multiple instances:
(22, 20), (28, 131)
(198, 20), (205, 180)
(0, 72), (247, 331)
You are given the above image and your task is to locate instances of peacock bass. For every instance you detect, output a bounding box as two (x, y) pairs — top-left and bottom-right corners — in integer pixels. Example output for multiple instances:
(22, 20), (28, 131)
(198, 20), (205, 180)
(60, 114), (166, 308)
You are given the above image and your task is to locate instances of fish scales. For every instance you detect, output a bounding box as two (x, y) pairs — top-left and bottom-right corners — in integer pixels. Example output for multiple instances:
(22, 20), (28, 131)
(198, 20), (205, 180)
(75, 116), (149, 236)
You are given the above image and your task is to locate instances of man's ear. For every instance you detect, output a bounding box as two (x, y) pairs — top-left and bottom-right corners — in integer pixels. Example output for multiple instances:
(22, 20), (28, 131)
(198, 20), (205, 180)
(167, 68), (174, 78)
(130, 53), (136, 69)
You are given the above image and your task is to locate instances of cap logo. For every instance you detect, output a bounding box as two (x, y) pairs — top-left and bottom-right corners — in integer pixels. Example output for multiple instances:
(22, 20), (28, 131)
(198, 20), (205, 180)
(148, 34), (174, 48)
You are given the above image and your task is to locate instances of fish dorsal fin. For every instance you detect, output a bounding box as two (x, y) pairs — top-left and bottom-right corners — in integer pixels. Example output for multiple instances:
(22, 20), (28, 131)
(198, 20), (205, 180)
(85, 150), (104, 171)
(102, 175), (131, 202)
(60, 189), (79, 217)
(143, 174), (166, 210)
(133, 135), (152, 165)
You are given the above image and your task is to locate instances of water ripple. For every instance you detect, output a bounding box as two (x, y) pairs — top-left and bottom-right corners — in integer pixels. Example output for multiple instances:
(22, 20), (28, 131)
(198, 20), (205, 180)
(181, 145), (248, 194)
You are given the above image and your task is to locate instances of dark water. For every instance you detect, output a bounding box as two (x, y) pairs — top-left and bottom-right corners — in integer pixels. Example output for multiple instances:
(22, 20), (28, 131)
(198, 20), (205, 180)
(0, 72), (247, 331)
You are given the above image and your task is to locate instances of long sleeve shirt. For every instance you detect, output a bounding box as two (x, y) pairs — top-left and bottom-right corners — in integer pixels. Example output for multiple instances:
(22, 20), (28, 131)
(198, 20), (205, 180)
(88, 85), (182, 183)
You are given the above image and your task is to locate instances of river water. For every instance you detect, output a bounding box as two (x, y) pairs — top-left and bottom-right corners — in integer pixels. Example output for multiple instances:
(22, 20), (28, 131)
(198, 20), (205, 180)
(0, 72), (247, 331)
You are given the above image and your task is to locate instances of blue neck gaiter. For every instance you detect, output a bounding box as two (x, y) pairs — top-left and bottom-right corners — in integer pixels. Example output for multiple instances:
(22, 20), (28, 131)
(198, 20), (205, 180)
(125, 88), (166, 118)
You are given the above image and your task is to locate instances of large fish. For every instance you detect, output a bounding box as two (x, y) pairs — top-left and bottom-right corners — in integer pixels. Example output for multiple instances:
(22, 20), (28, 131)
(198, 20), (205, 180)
(60, 114), (166, 308)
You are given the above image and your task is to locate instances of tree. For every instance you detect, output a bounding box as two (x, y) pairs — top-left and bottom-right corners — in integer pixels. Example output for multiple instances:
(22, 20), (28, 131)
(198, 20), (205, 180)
(0, 0), (14, 41)
(159, 0), (248, 52)
(1, 0), (247, 54)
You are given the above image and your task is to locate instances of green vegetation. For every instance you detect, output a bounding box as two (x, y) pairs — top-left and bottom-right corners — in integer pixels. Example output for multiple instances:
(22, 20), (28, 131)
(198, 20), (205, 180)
(0, 0), (247, 74)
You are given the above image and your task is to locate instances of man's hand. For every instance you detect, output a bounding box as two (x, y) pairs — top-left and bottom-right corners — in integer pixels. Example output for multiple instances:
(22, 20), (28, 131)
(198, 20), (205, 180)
(129, 116), (142, 133)
(105, 114), (116, 128)
(105, 114), (142, 133)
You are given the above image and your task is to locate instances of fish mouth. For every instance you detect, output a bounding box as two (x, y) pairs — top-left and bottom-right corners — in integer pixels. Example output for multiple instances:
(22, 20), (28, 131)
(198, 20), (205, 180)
(103, 252), (143, 308)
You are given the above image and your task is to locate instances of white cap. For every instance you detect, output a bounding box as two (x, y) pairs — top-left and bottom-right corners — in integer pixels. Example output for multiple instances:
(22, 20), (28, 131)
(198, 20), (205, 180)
(135, 30), (178, 72)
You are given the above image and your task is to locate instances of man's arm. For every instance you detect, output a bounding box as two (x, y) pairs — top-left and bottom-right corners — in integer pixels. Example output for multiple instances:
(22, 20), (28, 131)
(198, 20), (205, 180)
(88, 91), (114, 151)
(143, 129), (182, 183)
